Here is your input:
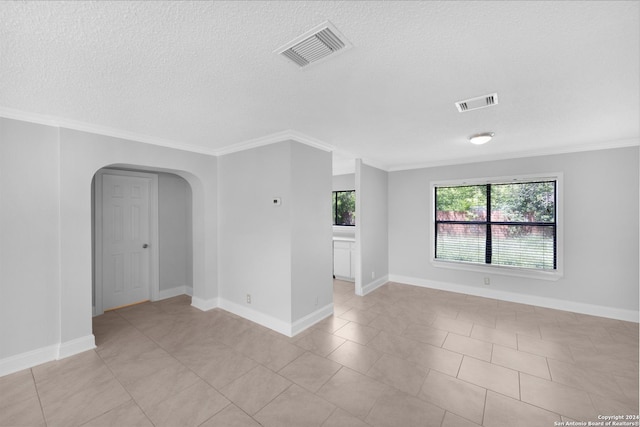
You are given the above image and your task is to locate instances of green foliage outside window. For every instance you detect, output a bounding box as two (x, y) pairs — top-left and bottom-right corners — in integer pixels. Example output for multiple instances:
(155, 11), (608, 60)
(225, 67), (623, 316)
(435, 180), (556, 270)
(491, 182), (555, 223)
(333, 191), (355, 226)
(435, 186), (487, 221)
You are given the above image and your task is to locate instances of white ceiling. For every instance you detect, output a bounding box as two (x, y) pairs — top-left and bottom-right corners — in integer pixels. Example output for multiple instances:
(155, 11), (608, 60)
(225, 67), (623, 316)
(1, 1), (638, 174)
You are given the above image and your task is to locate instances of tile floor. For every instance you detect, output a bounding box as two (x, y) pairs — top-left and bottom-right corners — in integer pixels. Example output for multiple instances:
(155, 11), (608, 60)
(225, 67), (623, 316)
(1, 280), (638, 427)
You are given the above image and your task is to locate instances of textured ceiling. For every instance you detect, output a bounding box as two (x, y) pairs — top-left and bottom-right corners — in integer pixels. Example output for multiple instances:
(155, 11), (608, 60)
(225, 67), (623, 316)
(1, 1), (638, 172)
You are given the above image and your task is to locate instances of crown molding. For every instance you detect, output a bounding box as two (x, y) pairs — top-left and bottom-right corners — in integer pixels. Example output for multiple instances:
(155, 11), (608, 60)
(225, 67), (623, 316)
(0, 106), (60, 127)
(387, 137), (640, 172)
(214, 129), (335, 156)
(3, 106), (635, 170)
(0, 107), (337, 158)
(0, 106), (219, 156)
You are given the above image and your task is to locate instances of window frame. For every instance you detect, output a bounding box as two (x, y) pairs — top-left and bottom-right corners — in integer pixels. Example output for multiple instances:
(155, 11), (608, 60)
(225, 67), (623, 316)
(332, 190), (356, 226)
(430, 173), (563, 281)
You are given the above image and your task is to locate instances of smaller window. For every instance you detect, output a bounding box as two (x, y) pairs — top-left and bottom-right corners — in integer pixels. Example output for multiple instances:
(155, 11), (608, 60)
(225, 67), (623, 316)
(332, 190), (356, 226)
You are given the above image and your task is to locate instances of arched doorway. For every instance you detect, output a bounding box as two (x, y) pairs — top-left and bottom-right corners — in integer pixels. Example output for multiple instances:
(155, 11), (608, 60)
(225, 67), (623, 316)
(92, 166), (193, 315)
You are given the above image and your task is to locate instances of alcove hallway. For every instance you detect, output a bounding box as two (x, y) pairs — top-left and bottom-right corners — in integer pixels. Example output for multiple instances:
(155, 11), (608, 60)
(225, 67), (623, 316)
(1, 280), (637, 426)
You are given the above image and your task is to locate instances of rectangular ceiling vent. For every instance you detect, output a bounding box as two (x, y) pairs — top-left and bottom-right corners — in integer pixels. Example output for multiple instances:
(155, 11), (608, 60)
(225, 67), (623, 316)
(455, 93), (499, 112)
(275, 21), (352, 68)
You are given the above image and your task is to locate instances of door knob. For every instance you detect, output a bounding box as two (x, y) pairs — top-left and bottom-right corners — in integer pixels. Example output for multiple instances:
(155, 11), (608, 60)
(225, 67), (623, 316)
(142, 244), (148, 248)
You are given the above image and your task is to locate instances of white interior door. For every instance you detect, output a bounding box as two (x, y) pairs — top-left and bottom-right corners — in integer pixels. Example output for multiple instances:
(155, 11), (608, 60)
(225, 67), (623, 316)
(101, 172), (152, 310)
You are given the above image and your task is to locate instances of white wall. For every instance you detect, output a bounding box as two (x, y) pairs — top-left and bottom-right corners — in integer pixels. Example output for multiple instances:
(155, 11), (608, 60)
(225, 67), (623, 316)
(333, 173), (355, 191)
(0, 117), (219, 375)
(0, 119), (61, 360)
(158, 173), (192, 294)
(291, 143), (333, 323)
(218, 142), (293, 328)
(356, 161), (389, 295)
(388, 146), (640, 320)
(218, 141), (333, 334)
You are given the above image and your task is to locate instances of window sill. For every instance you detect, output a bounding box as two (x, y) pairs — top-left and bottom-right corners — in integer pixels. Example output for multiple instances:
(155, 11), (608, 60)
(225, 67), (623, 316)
(431, 259), (563, 281)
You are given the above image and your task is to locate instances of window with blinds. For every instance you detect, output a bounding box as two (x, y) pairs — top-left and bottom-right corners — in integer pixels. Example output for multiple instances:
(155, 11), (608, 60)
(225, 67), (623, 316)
(434, 180), (556, 270)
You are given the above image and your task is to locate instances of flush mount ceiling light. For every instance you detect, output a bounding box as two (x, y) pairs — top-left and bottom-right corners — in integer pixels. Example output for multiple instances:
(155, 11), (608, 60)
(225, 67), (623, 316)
(469, 132), (495, 145)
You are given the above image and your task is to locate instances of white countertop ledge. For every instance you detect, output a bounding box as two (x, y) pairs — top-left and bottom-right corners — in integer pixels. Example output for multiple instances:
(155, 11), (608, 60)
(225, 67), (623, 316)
(333, 236), (356, 242)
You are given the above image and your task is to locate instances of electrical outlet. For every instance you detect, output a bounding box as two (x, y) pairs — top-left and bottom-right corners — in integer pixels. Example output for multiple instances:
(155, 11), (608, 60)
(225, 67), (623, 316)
(371, 271), (375, 279)
(484, 277), (490, 286)
(314, 296), (318, 306)
(246, 294), (251, 304)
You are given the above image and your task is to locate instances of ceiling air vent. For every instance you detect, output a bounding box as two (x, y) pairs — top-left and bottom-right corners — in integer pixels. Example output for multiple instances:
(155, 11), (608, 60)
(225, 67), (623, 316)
(275, 21), (352, 68)
(455, 93), (499, 113)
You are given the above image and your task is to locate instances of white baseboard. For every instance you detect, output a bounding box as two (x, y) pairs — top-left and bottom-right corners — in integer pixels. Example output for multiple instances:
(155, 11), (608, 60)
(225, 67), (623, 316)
(192, 296), (333, 338)
(191, 296), (218, 311)
(0, 344), (59, 377)
(1, 334), (96, 378)
(58, 335), (96, 359)
(218, 298), (292, 336)
(358, 275), (389, 296)
(158, 285), (192, 301)
(389, 274), (640, 323)
(291, 303), (334, 336)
